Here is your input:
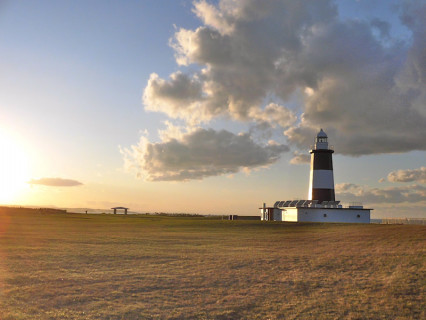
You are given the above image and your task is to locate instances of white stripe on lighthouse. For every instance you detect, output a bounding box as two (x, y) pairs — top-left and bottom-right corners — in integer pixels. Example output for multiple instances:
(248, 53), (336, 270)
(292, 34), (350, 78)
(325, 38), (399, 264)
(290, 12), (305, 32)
(309, 170), (334, 189)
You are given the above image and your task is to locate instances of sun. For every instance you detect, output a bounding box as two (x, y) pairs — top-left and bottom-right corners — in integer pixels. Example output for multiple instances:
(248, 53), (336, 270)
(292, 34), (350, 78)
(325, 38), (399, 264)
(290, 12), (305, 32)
(0, 129), (30, 203)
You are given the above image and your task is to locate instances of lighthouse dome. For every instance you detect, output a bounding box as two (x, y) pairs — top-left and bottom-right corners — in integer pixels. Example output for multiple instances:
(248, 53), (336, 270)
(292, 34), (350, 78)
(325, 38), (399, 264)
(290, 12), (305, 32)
(314, 128), (329, 149)
(317, 128), (327, 138)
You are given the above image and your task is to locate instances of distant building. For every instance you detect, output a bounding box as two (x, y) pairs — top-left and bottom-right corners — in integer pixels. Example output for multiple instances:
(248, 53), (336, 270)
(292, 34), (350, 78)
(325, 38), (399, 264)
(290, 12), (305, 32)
(260, 129), (371, 223)
(111, 207), (129, 214)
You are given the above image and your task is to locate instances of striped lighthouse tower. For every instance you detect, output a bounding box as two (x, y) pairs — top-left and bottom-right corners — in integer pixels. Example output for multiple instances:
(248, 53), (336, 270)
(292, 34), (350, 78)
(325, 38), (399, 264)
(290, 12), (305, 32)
(308, 129), (335, 203)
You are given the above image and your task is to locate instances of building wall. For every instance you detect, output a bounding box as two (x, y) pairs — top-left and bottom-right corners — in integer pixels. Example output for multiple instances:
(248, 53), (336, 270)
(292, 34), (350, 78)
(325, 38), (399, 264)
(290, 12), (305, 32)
(281, 208), (298, 222)
(282, 208), (370, 223)
(273, 209), (284, 221)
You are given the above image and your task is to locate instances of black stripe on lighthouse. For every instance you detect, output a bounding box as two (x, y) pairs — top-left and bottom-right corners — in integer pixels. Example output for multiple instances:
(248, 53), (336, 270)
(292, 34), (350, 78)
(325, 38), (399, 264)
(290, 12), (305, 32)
(311, 188), (335, 202)
(312, 151), (333, 170)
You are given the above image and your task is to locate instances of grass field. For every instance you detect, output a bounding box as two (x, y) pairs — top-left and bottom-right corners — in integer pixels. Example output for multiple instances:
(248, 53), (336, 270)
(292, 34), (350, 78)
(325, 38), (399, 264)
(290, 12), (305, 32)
(0, 207), (424, 320)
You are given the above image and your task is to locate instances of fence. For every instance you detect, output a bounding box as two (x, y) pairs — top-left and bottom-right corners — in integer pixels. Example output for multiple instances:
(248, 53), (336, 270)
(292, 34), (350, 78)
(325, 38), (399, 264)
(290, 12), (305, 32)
(377, 218), (426, 225)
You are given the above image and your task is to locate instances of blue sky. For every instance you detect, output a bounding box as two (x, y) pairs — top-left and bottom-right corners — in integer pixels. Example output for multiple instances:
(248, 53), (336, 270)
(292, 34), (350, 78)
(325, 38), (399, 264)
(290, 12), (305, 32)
(0, 0), (425, 218)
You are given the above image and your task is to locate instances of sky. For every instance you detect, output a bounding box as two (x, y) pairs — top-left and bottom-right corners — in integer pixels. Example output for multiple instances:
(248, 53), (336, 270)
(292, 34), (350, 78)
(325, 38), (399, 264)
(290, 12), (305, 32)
(0, 0), (425, 218)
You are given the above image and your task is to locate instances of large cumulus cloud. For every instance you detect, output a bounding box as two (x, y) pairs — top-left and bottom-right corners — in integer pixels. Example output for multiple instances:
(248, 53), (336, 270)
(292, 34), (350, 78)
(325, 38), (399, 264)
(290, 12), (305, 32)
(142, 0), (426, 156)
(144, 0), (333, 125)
(285, 13), (426, 154)
(144, 72), (207, 124)
(122, 128), (288, 181)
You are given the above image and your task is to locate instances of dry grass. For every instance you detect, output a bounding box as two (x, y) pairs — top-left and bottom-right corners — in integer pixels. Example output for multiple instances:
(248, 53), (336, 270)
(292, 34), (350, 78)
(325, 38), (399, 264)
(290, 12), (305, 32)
(0, 207), (424, 319)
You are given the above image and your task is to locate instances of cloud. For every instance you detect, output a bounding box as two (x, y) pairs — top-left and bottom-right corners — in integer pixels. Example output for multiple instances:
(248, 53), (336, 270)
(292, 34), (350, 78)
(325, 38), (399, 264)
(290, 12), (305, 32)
(121, 128), (289, 181)
(28, 178), (83, 187)
(146, 0), (337, 124)
(284, 6), (426, 155)
(335, 183), (426, 204)
(335, 183), (367, 195)
(370, 18), (391, 39)
(157, 120), (194, 142)
(143, 72), (207, 124)
(387, 166), (426, 183)
(290, 151), (310, 165)
(248, 103), (296, 129)
(142, 0), (426, 155)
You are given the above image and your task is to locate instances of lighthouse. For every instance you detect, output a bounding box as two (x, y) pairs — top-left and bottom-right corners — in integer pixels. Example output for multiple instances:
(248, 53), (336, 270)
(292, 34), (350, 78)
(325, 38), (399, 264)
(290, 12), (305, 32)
(308, 129), (335, 203)
(260, 129), (371, 223)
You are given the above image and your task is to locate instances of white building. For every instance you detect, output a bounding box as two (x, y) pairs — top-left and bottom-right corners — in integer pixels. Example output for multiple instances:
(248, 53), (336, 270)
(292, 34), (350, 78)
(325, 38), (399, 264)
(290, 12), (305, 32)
(260, 130), (372, 223)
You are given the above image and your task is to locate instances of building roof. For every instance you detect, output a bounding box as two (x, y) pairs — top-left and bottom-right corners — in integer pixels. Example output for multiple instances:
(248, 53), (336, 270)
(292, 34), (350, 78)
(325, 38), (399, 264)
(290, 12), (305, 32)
(317, 128), (327, 138)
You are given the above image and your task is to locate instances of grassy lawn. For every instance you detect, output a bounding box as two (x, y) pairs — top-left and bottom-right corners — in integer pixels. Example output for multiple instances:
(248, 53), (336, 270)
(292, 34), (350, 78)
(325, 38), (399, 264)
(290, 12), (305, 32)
(0, 207), (424, 319)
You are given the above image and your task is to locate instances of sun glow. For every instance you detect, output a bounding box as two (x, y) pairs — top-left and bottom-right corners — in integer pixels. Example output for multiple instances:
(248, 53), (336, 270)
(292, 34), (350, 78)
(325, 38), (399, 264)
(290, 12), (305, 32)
(0, 129), (31, 203)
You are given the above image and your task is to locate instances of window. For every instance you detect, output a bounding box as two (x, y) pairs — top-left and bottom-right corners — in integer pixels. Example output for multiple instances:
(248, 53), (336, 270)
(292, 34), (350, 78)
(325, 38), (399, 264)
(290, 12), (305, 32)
(357, 214), (360, 218)
(323, 214), (327, 217)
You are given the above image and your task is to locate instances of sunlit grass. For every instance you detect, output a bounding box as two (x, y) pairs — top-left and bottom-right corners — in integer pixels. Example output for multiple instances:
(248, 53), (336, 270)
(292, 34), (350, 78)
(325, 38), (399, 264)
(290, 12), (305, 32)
(0, 207), (424, 319)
